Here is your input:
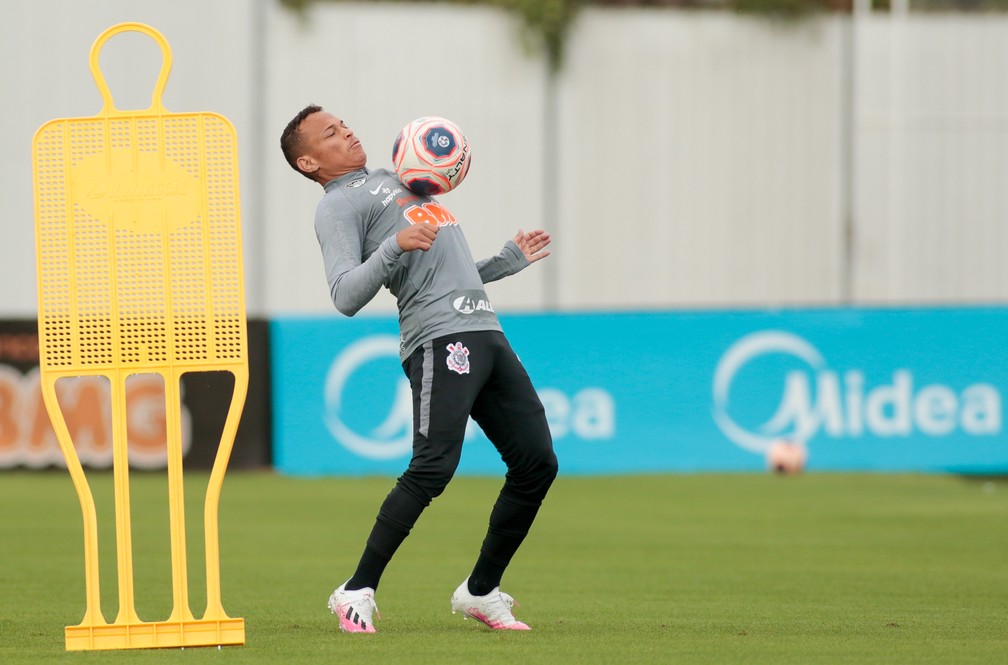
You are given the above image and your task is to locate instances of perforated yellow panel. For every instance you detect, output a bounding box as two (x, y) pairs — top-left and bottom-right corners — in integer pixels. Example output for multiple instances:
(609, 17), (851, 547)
(34, 114), (246, 370)
(32, 23), (246, 651)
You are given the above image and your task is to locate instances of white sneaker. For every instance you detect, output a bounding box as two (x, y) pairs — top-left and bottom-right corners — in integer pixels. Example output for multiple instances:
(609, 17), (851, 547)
(450, 578), (530, 630)
(328, 582), (380, 633)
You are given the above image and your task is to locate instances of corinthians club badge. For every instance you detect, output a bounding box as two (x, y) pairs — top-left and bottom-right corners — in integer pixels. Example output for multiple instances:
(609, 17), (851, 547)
(446, 342), (470, 375)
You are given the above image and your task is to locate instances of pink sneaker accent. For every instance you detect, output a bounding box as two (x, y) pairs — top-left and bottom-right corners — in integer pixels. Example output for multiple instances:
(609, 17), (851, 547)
(328, 583), (380, 633)
(450, 578), (531, 631)
(467, 608), (530, 631)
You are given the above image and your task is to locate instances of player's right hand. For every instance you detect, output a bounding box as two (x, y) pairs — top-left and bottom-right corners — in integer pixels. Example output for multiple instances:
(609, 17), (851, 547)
(396, 224), (439, 252)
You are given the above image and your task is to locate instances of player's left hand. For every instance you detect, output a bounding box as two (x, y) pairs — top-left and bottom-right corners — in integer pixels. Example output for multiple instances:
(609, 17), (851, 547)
(514, 229), (551, 263)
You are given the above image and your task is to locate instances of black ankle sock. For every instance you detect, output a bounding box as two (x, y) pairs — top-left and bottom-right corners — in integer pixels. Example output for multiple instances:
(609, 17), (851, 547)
(346, 544), (390, 591)
(467, 557), (506, 596)
(346, 485), (430, 592)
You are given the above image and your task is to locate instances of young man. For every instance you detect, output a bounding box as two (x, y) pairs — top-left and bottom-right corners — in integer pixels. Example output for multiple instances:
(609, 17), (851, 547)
(280, 105), (558, 633)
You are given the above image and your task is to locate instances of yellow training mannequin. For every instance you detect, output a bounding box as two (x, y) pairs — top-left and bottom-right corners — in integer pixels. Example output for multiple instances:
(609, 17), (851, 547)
(32, 22), (247, 650)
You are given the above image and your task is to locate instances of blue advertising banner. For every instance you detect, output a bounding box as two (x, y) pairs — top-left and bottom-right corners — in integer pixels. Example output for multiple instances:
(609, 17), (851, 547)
(270, 308), (1008, 475)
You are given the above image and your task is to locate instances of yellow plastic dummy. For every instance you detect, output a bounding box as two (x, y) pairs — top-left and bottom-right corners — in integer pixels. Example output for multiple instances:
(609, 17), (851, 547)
(32, 22), (246, 650)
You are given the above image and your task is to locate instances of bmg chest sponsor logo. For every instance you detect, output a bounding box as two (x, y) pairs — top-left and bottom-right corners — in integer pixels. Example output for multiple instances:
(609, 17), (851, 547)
(323, 335), (615, 461)
(712, 330), (1002, 454)
(404, 201), (458, 227)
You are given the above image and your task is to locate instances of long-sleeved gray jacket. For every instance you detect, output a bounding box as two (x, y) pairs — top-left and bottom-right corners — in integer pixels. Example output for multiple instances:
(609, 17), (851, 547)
(314, 167), (529, 360)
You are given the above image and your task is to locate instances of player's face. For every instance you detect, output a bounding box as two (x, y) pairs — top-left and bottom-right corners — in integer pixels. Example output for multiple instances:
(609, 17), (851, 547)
(297, 111), (367, 181)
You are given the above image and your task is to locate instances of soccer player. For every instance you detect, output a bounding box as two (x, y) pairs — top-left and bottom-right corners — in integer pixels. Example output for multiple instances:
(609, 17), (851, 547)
(280, 106), (558, 633)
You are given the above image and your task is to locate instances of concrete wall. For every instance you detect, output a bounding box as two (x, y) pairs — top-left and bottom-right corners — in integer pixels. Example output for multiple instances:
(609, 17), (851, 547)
(853, 16), (1008, 303)
(556, 11), (847, 308)
(4, 1), (1007, 316)
(3, 0), (262, 315)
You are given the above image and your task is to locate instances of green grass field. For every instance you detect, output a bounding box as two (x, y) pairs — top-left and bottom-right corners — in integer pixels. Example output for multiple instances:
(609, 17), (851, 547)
(2, 470), (1006, 664)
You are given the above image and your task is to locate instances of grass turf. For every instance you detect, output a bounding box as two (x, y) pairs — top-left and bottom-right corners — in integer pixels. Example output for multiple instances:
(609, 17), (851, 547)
(1, 471), (1006, 663)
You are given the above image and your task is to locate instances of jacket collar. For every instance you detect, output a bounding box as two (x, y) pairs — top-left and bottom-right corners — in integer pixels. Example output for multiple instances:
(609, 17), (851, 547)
(323, 167), (370, 193)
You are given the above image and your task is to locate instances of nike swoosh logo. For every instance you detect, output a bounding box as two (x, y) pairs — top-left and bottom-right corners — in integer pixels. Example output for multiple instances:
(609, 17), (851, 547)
(369, 183), (383, 195)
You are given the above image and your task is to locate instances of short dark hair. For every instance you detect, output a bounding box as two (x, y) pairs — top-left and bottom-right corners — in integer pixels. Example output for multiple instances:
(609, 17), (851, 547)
(281, 104), (323, 180)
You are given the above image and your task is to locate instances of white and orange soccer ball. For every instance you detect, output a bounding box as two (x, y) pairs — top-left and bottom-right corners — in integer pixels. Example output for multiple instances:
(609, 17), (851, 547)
(766, 439), (808, 475)
(392, 116), (471, 195)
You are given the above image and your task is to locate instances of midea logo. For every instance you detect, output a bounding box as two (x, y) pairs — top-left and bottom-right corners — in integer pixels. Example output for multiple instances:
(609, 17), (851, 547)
(712, 330), (1001, 454)
(323, 335), (413, 460)
(323, 334), (616, 461)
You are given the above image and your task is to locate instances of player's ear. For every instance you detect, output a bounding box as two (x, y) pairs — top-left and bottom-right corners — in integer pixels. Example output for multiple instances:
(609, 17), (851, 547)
(296, 155), (317, 176)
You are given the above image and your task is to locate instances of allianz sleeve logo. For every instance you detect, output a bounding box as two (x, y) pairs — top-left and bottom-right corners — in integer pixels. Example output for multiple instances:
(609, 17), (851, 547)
(712, 330), (1002, 454)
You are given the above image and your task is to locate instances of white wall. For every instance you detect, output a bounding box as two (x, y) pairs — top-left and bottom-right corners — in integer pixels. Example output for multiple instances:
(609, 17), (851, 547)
(853, 15), (1008, 303)
(557, 11), (846, 308)
(3, 2), (1008, 317)
(2, 0), (261, 316)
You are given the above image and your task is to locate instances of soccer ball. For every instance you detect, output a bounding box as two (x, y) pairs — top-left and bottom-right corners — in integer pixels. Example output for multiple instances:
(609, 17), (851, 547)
(392, 117), (471, 195)
(766, 440), (808, 475)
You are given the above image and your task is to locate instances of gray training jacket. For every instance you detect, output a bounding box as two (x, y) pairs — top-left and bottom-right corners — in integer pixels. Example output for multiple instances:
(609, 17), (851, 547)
(314, 167), (530, 361)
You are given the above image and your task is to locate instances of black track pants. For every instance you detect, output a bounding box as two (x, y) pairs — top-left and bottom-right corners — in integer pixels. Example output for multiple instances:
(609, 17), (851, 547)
(354, 330), (557, 586)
